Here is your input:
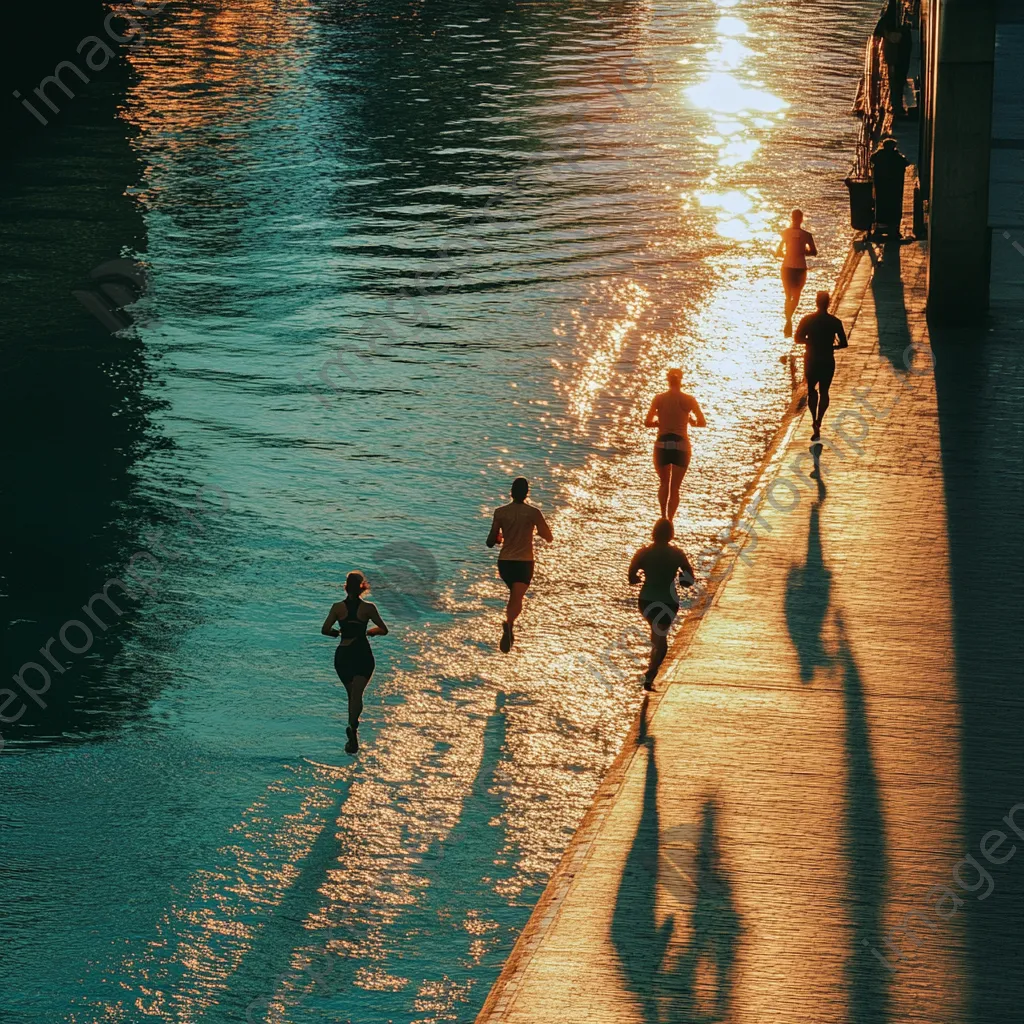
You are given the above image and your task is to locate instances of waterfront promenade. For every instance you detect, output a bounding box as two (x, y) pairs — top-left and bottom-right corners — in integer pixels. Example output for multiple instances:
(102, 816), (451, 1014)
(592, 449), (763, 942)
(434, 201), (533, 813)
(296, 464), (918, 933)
(476, 212), (1024, 1020)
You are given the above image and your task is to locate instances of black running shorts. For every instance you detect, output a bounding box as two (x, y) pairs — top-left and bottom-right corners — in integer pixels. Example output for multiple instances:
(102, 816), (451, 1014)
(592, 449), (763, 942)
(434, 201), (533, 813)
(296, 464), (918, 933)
(782, 266), (807, 290)
(654, 433), (691, 471)
(498, 559), (534, 588)
(638, 598), (679, 635)
(805, 357), (836, 390)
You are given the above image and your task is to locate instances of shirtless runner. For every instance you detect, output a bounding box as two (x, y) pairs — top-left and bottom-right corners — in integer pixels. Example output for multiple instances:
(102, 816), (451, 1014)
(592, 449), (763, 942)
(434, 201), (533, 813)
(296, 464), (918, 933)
(486, 477), (554, 653)
(795, 291), (848, 441)
(644, 368), (706, 521)
(776, 209), (817, 338)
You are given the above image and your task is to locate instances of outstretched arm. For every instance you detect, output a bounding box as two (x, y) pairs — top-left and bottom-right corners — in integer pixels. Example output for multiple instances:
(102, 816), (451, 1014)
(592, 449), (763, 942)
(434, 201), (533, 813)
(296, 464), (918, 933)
(689, 397), (707, 428)
(806, 233), (818, 257)
(644, 396), (659, 429)
(486, 512), (502, 549)
(321, 604), (341, 638)
(835, 319), (848, 349)
(366, 603), (389, 637)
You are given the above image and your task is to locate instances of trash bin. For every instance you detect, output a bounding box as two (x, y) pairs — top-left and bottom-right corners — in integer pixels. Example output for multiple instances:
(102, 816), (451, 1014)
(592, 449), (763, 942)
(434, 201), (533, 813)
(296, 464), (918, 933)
(845, 176), (874, 231)
(870, 138), (908, 235)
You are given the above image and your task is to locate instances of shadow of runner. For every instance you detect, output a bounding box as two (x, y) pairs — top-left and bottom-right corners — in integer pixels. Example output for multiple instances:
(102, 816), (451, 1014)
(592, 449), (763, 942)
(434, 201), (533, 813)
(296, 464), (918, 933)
(663, 800), (740, 1022)
(931, 323), (1024, 1023)
(395, 691), (537, 1021)
(869, 239), (914, 373)
(785, 494), (889, 1022)
(835, 613), (890, 1024)
(612, 741), (740, 1023)
(234, 693), (528, 1023)
(611, 737), (670, 1024)
(222, 780), (353, 1023)
(785, 496), (834, 683)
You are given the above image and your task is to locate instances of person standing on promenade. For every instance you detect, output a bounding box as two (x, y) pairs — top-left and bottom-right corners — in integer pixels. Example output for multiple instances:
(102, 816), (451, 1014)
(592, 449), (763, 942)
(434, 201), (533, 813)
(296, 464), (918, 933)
(776, 209), (818, 337)
(486, 477), (553, 653)
(321, 571), (389, 754)
(628, 518), (696, 690)
(795, 290), (848, 442)
(645, 368), (706, 522)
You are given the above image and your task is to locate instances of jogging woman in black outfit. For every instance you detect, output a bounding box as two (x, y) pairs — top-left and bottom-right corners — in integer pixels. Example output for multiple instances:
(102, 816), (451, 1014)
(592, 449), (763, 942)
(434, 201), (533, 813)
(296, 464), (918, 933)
(321, 571), (389, 754)
(628, 518), (696, 690)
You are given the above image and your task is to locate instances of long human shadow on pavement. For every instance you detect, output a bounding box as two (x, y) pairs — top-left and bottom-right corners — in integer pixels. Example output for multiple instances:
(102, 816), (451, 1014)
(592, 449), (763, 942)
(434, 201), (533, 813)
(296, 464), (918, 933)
(867, 207), (1024, 1020)
(611, 738), (739, 1022)
(869, 239), (913, 373)
(784, 481), (832, 683)
(931, 320), (1024, 1023)
(611, 738), (670, 1024)
(834, 613), (889, 1024)
(784, 494), (889, 1024)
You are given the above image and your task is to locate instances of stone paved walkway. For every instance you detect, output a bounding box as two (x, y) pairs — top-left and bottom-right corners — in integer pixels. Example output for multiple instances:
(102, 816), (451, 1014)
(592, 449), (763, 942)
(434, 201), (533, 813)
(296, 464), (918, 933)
(476, 225), (1024, 1023)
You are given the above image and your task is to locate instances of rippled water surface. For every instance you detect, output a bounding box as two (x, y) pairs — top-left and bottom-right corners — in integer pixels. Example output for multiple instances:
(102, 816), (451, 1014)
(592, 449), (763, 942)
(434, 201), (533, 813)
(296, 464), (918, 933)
(4, 1), (876, 1021)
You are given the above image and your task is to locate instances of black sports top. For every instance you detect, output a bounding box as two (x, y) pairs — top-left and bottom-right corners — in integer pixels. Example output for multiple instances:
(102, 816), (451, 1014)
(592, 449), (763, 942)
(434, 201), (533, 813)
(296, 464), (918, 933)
(796, 311), (846, 361)
(338, 596), (369, 641)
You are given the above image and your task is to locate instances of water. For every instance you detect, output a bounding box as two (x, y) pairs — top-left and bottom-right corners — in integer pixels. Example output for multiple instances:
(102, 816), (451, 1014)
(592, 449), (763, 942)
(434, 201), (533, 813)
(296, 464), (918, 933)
(1, 1), (876, 1021)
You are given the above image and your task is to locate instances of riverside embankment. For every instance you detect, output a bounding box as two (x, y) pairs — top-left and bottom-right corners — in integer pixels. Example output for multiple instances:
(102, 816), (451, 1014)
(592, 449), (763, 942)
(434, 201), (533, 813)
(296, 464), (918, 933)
(474, 118), (1024, 1024)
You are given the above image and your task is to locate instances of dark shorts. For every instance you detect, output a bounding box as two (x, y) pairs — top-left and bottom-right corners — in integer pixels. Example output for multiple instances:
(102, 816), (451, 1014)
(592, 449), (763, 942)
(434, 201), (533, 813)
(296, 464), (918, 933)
(498, 559), (534, 588)
(335, 641), (375, 686)
(782, 267), (807, 291)
(639, 597), (679, 635)
(654, 433), (691, 471)
(805, 357), (836, 390)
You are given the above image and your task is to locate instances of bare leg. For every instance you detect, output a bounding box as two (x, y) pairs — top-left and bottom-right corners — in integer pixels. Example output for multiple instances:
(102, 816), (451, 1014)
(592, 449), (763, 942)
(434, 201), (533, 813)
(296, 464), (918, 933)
(792, 281), (806, 319)
(345, 676), (368, 729)
(344, 675), (369, 753)
(666, 462), (687, 521)
(506, 581), (528, 625)
(646, 625), (669, 681)
(816, 384), (831, 429)
(655, 460), (671, 518)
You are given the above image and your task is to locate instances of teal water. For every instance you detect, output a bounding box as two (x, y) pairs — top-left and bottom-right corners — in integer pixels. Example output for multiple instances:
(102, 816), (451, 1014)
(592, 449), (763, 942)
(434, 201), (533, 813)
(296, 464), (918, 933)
(2, 1), (875, 1021)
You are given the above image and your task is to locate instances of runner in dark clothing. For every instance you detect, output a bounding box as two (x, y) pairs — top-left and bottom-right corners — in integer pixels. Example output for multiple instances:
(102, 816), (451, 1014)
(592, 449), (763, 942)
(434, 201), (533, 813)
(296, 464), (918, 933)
(321, 571), (389, 754)
(795, 291), (848, 442)
(628, 518), (696, 690)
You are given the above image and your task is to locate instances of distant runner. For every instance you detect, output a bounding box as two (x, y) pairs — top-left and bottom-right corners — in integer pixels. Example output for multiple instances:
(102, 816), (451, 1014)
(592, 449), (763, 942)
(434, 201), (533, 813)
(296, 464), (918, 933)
(486, 477), (553, 653)
(628, 518), (696, 690)
(776, 209), (818, 337)
(645, 368), (706, 522)
(321, 571), (389, 754)
(795, 290), (848, 441)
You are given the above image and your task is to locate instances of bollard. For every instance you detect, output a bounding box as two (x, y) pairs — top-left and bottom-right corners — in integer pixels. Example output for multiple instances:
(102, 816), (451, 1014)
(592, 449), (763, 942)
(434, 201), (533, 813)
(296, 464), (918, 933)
(845, 176), (875, 232)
